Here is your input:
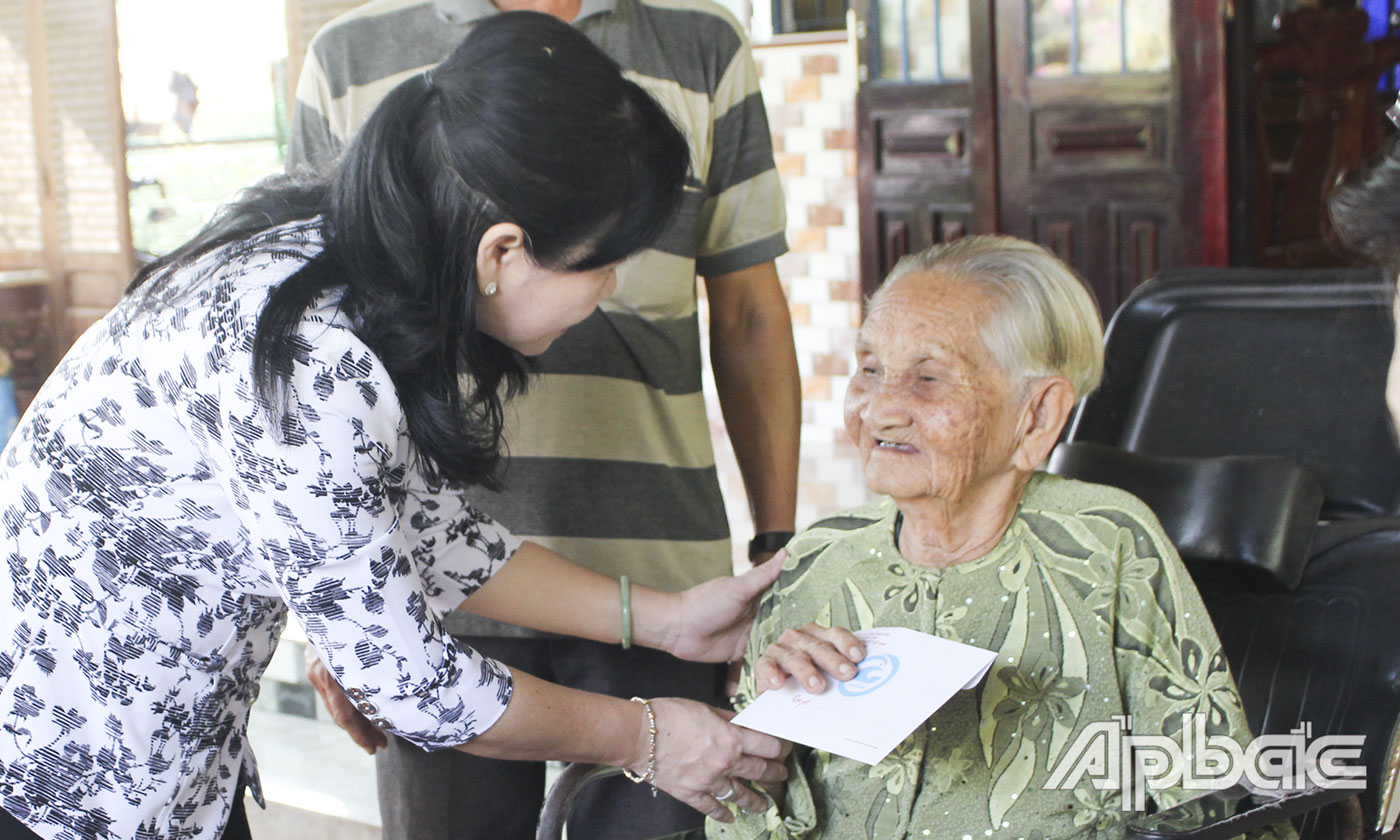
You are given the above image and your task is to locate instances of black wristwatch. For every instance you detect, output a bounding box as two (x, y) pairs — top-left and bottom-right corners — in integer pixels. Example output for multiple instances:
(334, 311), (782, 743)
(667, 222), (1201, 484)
(748, 531), (795, 558)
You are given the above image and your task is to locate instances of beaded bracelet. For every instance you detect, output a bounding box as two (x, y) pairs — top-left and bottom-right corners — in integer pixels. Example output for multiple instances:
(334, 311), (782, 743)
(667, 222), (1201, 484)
(622, 696), (658, 796)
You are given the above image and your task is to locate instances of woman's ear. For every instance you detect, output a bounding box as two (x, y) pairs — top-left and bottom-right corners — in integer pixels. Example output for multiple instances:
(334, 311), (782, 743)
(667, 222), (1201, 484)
(474, 223), (528, 296)
(1011, 376), (1076, 472)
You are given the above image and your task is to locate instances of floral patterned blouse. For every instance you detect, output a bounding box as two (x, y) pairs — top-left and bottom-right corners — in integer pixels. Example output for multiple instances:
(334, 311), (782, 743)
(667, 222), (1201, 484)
(709, 474), (1294, 840)
(0, 220), (520, 840)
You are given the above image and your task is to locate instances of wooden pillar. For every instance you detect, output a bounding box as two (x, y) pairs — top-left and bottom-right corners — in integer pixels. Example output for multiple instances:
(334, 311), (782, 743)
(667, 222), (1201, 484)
(26, 0), (134, 352)
(1174, 0), (1230, 267)
(25, 0), (66, 359)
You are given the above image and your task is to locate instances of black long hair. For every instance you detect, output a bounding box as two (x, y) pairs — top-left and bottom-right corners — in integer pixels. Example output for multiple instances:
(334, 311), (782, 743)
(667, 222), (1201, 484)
(127, 12), (689, 489)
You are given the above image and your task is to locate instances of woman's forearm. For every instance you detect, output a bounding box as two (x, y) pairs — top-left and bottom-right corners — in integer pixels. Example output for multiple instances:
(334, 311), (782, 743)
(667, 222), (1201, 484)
(458, 540), (679, 651)
(462, 667), (785, 821)
(456, 667), (645, 766)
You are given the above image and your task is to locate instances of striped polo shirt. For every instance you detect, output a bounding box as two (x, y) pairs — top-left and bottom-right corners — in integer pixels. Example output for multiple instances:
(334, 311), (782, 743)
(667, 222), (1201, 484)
(290, 0), (788, 635)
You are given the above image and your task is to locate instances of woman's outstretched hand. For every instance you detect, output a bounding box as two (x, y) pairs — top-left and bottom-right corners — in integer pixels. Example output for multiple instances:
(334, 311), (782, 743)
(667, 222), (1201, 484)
(640, 698), (786, 822)
(753, 622), (866, 696)
(664, 552), (786, 663)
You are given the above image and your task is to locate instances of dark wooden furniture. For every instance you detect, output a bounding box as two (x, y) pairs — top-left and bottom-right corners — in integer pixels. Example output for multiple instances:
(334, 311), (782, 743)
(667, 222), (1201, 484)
(853, 0), (1228, 318)
(0, 270), (54, 414)
(1253, 5), (1400, 266)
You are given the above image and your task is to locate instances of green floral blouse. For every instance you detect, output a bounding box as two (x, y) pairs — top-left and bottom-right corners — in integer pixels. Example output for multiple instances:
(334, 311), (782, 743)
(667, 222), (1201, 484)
(708, 473), (1295, 840)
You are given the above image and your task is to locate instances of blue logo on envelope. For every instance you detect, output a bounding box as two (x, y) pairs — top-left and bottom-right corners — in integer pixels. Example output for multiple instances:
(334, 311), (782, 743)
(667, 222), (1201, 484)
(838, 653), (900, 697)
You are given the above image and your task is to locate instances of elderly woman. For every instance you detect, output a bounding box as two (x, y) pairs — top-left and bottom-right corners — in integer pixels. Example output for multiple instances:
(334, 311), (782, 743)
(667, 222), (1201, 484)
(710, 236), (1289, 840)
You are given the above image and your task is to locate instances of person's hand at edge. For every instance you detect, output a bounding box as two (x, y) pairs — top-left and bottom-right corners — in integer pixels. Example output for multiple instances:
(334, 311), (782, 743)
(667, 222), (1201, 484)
(305, 648), (388, 755)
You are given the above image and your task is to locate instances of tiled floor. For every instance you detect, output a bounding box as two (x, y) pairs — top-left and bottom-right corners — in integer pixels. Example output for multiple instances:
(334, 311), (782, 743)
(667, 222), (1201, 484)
(243, 704), (567, 839)
(244, 705), (381, 837)
(244, 797), (382, 840)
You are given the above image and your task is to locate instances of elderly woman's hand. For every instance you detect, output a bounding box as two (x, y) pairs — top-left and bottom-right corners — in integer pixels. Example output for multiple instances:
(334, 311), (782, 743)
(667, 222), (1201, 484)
(754, 623), (866, 695)
(645, 697), (788, 821)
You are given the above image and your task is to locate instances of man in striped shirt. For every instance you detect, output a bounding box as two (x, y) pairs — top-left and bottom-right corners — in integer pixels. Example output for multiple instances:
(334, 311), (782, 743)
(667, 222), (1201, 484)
(289, 1), (800, 838)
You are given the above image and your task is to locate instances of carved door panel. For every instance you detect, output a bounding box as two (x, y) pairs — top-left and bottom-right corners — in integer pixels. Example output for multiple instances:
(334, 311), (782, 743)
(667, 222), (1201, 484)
(853, 0), (995, 298)
(995, 1), (1225, 315)
(855, 1), (1227, 317)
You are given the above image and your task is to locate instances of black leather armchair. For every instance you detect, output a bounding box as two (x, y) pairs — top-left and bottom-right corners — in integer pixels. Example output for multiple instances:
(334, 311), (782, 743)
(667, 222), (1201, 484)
(1052, 266), (1400, 840)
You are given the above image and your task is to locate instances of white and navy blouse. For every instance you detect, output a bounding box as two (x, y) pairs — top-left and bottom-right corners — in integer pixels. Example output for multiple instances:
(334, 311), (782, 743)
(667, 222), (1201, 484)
(0, 220), (520, 840)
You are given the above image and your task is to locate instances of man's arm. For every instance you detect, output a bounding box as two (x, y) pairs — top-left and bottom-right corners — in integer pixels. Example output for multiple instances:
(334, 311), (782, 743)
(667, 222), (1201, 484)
(705, 260), (800, 554)
(286, 49), (341, 172)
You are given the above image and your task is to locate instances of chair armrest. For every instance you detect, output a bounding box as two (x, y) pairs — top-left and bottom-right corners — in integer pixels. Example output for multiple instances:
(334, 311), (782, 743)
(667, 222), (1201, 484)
(536, 764), (624, 840)
(1047, 442), (1324, 589)
(1123, 780), (1357, 840)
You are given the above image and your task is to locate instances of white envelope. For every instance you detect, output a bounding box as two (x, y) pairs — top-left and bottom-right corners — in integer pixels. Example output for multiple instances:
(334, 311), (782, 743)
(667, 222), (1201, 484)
(731, 626), (997, 765)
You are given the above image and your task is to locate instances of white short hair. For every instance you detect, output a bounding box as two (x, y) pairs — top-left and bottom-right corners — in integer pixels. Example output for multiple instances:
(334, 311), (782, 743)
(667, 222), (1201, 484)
(880, 235), (1105, 399)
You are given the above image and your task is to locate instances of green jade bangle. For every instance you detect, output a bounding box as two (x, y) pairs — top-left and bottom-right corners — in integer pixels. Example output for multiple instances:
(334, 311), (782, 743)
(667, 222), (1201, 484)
(620, 574), (633, 650)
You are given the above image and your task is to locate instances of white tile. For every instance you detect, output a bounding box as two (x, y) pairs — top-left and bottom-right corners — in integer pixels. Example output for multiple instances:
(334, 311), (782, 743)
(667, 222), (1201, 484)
(813, 401), (845, 431)
(820, 72), (858, 101)
(837, 483), (877, 509)
(787, 275), (826, 304)
(759, 81), (785, 108)
(825, 225), (860, 255)
(783, 126), (824, 155)
(787, 177), (828, 205)
(810, 301), (853, 328)
(797, 100), (837, 130)
(806, 252), (847, 281)
(806, 149), (848, 180)
(830, 327), (860, 354)
(793, 327), (834, 357)
(760, 50), (803, 80)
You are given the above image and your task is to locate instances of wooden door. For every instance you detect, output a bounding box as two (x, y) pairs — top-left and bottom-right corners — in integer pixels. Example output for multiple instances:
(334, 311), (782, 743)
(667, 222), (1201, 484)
(852, 0), (996, 298)
(996, 1), (1226, 314)
(855, 0), (1228, 317)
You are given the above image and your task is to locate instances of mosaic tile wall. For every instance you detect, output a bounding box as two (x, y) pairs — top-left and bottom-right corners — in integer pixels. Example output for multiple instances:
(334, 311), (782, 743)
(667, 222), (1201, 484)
(703, 37), (873, 567)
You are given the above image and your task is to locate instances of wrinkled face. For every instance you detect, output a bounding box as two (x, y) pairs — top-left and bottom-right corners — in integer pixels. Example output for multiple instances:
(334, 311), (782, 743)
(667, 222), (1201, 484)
(476, 258), (619, 357)
(844, 272), (1026, 505)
